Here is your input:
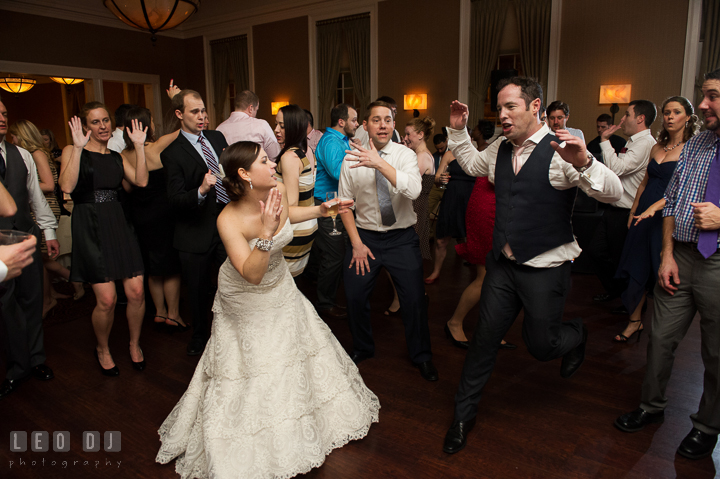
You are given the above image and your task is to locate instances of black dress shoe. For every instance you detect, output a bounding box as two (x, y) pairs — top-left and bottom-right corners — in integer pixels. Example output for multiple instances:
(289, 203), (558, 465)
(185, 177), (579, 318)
(187, 337), (207, 356)
(443, 417), (476, 454)
(677, 428), (718, 459)
(32, 364), (54, 380)
(444, 323), (469, 349)
(318, 306), (348, 320)
(94, 350), (119, 377)
(0, 377), (29, 399)
(499, 342), (517, 350)
(416, 360), (439, 381)
(350, 351), (374, 364)
(614, 407), (664, 432)
(593, 293), (618, 302)
(560, 324), (588, 378)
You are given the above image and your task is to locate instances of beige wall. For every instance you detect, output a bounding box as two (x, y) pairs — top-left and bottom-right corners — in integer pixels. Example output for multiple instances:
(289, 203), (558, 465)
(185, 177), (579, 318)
(378, 0), (461, 139)
(556, 0), (690, 141)
(253, 17), (311, 125)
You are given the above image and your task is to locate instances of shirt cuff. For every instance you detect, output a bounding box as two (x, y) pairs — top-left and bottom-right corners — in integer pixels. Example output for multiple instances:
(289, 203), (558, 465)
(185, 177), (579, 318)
(0, 260), (7, 282)
(43, 229), (57, 241)
(198, 190), (206, 204)
(447, 127), (471, 146)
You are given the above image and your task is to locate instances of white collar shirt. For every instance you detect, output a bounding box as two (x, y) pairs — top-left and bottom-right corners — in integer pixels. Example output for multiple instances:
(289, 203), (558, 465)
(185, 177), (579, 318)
(600, 128), (655, 208)
(338, 141), (422, 232)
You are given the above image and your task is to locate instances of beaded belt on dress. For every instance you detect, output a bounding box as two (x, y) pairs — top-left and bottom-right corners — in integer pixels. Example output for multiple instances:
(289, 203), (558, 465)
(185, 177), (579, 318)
(94, 189), (118, 203)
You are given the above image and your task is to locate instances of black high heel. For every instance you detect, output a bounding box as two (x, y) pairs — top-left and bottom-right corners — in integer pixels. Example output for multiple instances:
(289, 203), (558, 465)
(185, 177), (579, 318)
(445, 323), (469, 349)
(131, 348), (146, 371)
(613, 319), (644, 343)
(94, 350), (119, 377)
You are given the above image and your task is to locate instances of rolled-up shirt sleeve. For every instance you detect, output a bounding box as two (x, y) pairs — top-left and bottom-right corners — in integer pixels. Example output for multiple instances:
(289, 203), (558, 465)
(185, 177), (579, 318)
(21, 148), (57, 240)
(447, 127), (494, 178)
(387, 147), (421, 200)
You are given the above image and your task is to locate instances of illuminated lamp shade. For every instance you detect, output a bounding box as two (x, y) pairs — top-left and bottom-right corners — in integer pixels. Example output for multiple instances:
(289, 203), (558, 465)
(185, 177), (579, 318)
(0, 78), (36, 94)
(599, 84), (632, 104)
(49, 77), (85, 86)
(104, 0), (200, 42)
(271, 101), (289, 115)
(404, 94), (428, 110)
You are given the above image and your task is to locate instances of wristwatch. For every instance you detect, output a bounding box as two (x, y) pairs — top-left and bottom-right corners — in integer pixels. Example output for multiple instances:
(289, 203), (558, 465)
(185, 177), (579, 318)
(574, 152), (594, 173)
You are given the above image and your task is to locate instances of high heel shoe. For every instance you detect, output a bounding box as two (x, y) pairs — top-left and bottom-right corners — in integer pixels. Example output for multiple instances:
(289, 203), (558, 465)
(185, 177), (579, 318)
(154, 314), (167, 323)
(424, 276), (439, 285)
(94, 350), (119, 377)
(165, 317), (190, 332)
(445, 323), (469, 349)
(384, 306), (402, 317)
(130, 348), (146, 371)
(613, 319), (644, 343)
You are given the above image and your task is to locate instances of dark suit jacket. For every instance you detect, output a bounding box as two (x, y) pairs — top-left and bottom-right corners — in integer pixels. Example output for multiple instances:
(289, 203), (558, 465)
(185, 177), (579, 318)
(162, 130), (228, 254)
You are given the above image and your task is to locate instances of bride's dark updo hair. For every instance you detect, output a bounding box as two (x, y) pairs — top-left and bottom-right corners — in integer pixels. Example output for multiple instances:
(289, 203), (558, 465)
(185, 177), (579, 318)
(220, 141), (262, 201)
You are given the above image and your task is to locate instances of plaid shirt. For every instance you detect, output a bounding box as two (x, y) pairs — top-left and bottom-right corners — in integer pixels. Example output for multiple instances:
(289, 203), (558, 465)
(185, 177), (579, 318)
(663, 130), (720, 243)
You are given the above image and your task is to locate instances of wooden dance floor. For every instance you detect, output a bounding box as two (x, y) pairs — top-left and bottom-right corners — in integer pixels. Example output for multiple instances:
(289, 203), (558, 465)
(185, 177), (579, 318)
(0, 250), (717, 478)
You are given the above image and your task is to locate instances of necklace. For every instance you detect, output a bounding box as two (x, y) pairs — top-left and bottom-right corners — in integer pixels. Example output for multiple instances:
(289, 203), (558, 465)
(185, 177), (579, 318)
(663, 141), (681, 152)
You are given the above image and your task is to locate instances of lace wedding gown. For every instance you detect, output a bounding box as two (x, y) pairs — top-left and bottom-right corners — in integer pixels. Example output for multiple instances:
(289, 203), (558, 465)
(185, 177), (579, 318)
(156, 220), (380, 478)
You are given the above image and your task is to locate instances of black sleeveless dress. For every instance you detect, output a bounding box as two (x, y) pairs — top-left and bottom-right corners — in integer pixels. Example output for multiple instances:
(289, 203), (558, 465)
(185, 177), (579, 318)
(616, 159), (678, 313)
(69, 149), (144, 284)
(129, 168), (181, 276)
(436, 159), (475, 239)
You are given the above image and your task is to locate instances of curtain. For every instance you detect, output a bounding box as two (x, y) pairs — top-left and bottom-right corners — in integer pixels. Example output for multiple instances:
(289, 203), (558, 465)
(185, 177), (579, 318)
(343, 16), (371, 122)
(468, 0), (509, 126)
(211, 35), (249, 125)
(697, 0), (720, 106)
(316, 22), (344, 128)
(513, 0), (551, 104)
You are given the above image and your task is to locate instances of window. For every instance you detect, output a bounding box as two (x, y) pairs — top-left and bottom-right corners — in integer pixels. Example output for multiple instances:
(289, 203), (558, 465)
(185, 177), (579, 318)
(336, 69), (358, 107)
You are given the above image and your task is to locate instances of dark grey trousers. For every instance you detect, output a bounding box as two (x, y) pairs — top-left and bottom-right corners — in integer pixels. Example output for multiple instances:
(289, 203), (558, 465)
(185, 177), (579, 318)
(641, 241), (720, 435)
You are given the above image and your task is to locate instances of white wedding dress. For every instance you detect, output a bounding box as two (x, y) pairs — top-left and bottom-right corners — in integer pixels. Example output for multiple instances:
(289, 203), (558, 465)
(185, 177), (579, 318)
(156, 220), (380, 478)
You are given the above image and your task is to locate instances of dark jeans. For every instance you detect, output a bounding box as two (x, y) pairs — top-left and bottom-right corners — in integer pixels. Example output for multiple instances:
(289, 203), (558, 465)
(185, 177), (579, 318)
(343, 227), (432, 364)
(453, 253), (583, 421)
(311, 197), (348, 311)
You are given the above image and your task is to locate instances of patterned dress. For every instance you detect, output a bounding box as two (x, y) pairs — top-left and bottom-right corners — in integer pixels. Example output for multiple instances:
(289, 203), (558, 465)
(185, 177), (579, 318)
(276, 147), (318, 276)
(156, 220), (379, 478)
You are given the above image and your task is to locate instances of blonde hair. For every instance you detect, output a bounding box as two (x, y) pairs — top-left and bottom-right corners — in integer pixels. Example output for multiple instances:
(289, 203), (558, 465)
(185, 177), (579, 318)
(407, 116), (435, 142)
(9, 119), (52, 159)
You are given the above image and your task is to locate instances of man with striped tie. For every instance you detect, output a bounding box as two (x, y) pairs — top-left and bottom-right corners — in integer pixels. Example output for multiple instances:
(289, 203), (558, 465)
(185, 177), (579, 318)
(162, 89), (229, 356)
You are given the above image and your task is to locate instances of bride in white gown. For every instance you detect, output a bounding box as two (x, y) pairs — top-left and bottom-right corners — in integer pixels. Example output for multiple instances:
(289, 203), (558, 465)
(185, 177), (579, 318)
(156, 142), (380, 479)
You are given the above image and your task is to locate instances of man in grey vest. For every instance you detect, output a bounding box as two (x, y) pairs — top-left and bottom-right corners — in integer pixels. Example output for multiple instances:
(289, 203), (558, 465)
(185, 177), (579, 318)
(0, 99), (58, 399)
(441, 77), (623, 454)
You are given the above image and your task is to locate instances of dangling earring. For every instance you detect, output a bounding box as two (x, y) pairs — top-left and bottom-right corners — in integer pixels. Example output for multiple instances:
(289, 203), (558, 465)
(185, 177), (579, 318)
(685, 121), (689, 129)
(249, 178), (253, 190)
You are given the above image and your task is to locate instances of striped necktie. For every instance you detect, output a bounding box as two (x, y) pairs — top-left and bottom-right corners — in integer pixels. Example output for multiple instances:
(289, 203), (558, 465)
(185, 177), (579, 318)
(198, 135), (229, 204)
(375, 151), (396, 227)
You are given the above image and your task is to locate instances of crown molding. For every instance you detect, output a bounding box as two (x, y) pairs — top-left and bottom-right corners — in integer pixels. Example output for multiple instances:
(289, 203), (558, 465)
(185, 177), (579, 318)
(0, 0), (184, 39)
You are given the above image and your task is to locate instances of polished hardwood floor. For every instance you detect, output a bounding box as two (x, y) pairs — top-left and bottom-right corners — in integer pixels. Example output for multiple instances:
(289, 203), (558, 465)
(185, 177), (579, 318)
(0, 249), (717, 478)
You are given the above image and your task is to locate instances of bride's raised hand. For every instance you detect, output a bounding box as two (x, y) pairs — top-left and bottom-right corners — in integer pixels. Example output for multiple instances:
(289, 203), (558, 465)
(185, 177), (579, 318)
(69, 116), (91, 148)
(127, 118), (148, 147)
(258, 187), (283, 237)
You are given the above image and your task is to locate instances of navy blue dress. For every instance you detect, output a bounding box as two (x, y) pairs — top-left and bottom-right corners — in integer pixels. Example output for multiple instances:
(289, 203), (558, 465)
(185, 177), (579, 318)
(616, 159), (677, 313)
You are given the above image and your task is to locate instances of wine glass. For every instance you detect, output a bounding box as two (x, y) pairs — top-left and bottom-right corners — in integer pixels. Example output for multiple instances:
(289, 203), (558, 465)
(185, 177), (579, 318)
(439, 166), (449, 190)
(326, 192), (341, 236)
(0, 229), (33, 245)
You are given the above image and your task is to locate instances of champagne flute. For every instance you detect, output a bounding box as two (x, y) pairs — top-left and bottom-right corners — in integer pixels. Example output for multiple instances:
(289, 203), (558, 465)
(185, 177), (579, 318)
(439, 166), (449, 190)
(326, 191), (341, 236)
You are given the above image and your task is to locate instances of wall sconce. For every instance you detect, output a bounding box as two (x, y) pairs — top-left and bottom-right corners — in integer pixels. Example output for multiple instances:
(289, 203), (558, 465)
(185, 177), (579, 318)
(404, 94), (427, 110)
(271, 101), (289, 115)
(0, 77), (36, 94)
(599, 84), (631, 123)
(50, 77), (85, 86)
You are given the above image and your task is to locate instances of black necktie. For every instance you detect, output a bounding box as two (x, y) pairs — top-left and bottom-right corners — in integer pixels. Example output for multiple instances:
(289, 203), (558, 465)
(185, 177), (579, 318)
(0, 149), (6, 179)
